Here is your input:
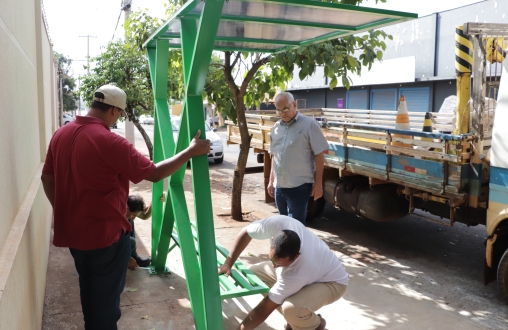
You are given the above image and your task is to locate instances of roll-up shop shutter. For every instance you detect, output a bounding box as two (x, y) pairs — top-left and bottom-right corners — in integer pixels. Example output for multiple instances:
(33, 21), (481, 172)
(370, 89), (397, 110)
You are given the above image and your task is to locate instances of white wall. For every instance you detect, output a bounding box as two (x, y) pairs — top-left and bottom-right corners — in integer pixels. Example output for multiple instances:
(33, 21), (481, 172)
(0, 0), (58, 328)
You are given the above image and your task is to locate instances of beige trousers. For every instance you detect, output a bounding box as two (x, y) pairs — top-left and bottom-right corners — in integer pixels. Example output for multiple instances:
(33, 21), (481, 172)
(250, 261), (347, 330)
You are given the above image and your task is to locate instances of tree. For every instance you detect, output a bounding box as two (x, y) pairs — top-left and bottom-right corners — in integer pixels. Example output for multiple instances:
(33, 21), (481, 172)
(199, 0), (391, 220)
(79, 39), (158, 160)
(78, 10), (175, 160)
(54, 52), (78, 112)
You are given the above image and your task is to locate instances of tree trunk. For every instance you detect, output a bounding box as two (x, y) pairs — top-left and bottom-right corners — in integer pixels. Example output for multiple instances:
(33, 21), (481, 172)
(126, 108), (154, 160)
(133, 120), (154, 160)
(231, 95), (251, 220)
(223, 51), (268, 221)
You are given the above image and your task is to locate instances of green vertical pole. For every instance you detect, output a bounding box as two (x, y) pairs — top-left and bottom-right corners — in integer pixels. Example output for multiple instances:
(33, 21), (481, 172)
(147, 47), (165, 264)
(171, 185), (207, 330)
(180, 0), (225, 327)
(175, 18), (211, 330)
(148, 40), (178, 274)
(152, 39), (175, 273)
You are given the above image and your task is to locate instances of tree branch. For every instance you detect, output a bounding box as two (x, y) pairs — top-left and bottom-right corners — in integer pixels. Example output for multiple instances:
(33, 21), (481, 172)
(239, 57), (270, 95)
(224, 51), (240, 97)
(210, 63), (225, 68)
(133, 102), (150, 111)
(230, 52), (241, 69)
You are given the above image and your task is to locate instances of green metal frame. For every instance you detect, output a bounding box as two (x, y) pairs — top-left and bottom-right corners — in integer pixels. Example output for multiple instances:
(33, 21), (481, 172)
(143, 0), (417, 53)
(143, 0), (416, 329)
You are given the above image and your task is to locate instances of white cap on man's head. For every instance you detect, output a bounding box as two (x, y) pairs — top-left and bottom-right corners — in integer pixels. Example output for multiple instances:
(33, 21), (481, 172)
(93, 85), (127, 110)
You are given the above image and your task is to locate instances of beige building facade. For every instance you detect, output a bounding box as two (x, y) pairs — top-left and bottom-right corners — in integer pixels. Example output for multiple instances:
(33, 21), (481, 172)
(0, 0), (59, 328)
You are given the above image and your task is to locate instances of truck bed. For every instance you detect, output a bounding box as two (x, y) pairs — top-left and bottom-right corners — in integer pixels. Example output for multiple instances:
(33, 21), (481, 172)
(227, 109), (475, 203)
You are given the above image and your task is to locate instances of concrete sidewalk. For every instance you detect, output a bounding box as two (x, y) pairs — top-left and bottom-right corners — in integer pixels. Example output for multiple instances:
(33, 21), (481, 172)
(42, 144), (485, 329)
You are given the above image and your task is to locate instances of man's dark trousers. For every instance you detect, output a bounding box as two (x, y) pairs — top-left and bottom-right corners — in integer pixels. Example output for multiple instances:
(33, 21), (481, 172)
(69, 231), (131, 330)
(275, 183), (313, 225)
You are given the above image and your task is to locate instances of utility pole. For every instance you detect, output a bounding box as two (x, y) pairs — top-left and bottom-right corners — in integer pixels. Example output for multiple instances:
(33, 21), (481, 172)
(70, 59), (86, 115)
(79, 35), (97, 75)
(123, 0), (135, 146)
(59, 70), (63, 127)
(77, 75), (82, 116)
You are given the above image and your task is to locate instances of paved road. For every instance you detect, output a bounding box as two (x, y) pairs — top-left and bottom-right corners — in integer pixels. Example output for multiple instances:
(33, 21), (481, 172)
(113, 121), (508, 328)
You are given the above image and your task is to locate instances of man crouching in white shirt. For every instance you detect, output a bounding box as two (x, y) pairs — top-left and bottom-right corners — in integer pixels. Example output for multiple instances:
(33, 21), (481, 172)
(218, 215), (348, 330)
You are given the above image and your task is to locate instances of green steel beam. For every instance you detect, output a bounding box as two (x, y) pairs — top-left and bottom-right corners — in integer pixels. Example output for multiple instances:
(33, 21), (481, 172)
(142, 0), (200, 49)
(169, 221), (269, 300)
(153, 43), (175, 161)
(170, 185), (207, 330)
(183, 4), (224, 96)
(147, 47), (165, 265)
(181, 18), (196, 91)
(169, 113), (190, 186)
(181, 0), (225, 328)
(151, 40), (180, 274)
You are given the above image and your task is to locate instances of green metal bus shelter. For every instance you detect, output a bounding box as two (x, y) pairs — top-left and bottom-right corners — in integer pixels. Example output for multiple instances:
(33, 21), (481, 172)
(142, 1), (416, 328)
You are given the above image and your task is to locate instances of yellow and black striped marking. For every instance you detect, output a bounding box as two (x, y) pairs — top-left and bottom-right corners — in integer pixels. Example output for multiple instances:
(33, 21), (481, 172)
(486, 37), (507, 63)
(455, 26), (474, 74)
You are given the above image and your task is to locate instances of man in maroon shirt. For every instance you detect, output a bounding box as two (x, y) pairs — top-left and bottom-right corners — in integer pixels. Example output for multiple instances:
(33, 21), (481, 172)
(41, 85), (210, 330)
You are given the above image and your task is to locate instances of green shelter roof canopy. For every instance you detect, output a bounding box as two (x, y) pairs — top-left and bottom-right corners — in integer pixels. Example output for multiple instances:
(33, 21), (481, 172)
(144, 0), (417, 53)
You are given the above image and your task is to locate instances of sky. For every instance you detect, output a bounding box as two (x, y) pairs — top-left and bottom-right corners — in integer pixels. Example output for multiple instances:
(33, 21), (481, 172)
(43, 0), (485, 79)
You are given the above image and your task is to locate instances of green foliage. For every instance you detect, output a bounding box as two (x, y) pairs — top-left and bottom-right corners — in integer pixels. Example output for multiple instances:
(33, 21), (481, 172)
(78, 40), (155, 117)
(54, 52), (78, 111)
(125, 10), (164, 51)
(79, 9), (183, 117)
(204, 56), (236, 121)
(243, 67), (291, 111)
(164, 0), (186, 16)
(271, 28), (390, 90)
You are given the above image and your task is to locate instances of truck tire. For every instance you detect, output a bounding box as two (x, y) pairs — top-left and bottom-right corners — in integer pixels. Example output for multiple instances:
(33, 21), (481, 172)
(498, 248), (508, 303)
(256, 153), (264, 163)
(306, 197), (326, 222)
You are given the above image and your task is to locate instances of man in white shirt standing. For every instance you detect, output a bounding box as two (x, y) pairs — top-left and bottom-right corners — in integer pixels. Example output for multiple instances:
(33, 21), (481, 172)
(219, 215), (348, 330)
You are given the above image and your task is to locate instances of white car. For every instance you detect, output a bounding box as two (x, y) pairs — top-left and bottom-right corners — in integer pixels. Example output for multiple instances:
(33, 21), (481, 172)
(62, 113), (74, 125)
(171, 118), (224, 164)
(143, 115), (154, 125)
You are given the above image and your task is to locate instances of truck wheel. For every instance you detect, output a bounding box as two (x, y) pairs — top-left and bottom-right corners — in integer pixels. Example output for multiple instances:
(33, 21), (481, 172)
(256, 153), (264, 163)
(306, 197), (326, 222)
(498, 248), (508, 303)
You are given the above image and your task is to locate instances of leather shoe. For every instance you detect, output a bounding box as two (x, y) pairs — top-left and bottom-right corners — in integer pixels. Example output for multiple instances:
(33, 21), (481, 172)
(132, 253), (151, 267)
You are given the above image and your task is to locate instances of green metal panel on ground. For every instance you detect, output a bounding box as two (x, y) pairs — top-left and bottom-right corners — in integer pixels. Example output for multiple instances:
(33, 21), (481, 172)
(143, 0), (416, 329)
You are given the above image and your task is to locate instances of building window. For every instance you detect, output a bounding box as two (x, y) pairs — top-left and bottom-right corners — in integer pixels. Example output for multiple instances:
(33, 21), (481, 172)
(399, 87), (430, 112)
(346, 90), (368, 109)
(370, 89), (397, 110)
